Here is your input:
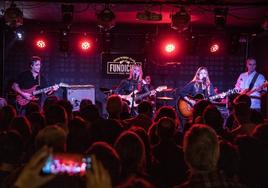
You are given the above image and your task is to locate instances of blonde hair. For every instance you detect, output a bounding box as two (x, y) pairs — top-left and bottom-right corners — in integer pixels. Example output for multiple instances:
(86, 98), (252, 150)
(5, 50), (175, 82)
(128, 64), (143, 81)
(192, 67), (212, 95)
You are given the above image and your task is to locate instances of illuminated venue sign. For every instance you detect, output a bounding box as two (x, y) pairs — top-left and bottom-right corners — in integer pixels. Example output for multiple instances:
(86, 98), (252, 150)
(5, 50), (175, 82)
(102, 53), (144, 78)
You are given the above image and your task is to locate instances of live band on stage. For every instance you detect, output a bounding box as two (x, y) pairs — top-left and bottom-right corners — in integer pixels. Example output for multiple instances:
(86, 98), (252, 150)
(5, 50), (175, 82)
(9, 55), (268, 129)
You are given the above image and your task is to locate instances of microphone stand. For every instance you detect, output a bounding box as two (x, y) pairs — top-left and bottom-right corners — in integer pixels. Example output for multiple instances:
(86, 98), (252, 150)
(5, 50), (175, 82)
(130, 76), (137, 116)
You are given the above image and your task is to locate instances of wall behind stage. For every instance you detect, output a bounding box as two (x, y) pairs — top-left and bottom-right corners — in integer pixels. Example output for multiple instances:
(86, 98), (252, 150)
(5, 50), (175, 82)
(2, 24), (247, 113)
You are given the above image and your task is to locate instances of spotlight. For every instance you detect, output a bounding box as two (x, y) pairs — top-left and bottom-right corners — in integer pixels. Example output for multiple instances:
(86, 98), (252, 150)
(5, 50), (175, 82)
(170, 7), (190, 32)
(210, 43), (220, 53)
(97, 4), (115, 31)
(61, 4), (74, 27)
(214, 7), (228, 29)
(79, 33), (92, 51)
(165, 43), (176, 53)
(15, 28), (24, 40)
(36, 39), (46, 49)
(4, 3), (23, 28)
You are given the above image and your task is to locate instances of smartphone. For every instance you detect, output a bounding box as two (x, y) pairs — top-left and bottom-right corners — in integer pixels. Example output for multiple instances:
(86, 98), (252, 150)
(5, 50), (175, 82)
(42, 153), (91, 176)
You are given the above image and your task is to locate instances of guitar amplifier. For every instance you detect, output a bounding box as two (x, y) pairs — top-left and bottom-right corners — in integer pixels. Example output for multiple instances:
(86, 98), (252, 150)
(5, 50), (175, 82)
(65, 85), (95, 111)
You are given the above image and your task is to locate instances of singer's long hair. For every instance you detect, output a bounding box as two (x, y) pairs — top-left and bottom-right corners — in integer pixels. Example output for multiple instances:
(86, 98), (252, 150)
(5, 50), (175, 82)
(192, 67), (212, 95)
(128, 64), (143, 81)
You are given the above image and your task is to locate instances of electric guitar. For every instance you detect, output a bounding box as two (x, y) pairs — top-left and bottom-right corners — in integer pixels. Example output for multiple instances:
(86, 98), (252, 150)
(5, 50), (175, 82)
(119, 86), (167, 107)
(16, 82), (69, 106)
(177, 88), (239, 118)
(240, 81), (268, 96)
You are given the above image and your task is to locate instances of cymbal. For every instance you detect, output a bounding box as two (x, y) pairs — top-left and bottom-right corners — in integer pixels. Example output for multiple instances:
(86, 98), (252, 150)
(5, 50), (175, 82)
(157, 97), (174, 100)
(162, 88), (174, 92)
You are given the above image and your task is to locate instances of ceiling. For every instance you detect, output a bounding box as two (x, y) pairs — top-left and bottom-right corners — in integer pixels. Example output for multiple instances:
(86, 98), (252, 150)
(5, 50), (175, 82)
(1, 0), (268, 30)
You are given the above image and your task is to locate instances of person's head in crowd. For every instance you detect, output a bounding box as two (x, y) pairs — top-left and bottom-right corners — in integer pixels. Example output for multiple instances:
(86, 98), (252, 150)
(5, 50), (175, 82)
(0, 105), (17, 132)
(234, 94), (251, 108)
(43, 95), (58, 113)
(138, 100), (153, 118)
(10, 116), (32, 144)
(27, 112), (46, 138)
(86, 141), (121, 186)
(114, 131), (146, 179)
(57, 99), (73, 121)
(153, 106), (178, 124)
(252, 123), (268, 145)
(107, 94), (123, 119)
(25, 101), (40, 117)
(192, 99), (212, 124)
(80, 104), (100, 123)
(203, 104), (224, 133)
(156, 117), (176, 141)
(0, 130), (24, 165)
(120, 101), (131, 120)
(44, 104), (68, 134)
(79, 99), (93, 111)
(67, 116), (91, 153)
(183, 124), (220, 172)
(234, 102), (251, 124)
(35, 125), (67, 152)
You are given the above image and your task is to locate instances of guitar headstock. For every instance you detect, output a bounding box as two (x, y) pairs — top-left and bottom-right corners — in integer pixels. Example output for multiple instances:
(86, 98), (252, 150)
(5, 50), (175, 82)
(58, 83), (70, 88)
(156, 86), (167, 92)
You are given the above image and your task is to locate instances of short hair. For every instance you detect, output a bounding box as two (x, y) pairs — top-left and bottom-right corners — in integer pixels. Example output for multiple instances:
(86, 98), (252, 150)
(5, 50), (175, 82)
(30, 56), (41, 66)
(183, 124), (220, 171)
(106, 94), (122, 116)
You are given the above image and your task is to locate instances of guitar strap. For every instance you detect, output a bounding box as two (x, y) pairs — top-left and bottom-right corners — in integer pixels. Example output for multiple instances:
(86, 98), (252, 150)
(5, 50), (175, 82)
(248, 73), (259, 91)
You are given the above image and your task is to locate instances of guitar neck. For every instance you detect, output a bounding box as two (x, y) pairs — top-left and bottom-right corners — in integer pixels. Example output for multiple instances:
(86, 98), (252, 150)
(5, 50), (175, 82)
(134, 90), (153, 101)
(33, 86), (53, 95)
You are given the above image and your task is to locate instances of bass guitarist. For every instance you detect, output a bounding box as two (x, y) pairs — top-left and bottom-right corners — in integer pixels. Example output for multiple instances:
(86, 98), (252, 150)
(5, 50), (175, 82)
(12, 56), (59, 114)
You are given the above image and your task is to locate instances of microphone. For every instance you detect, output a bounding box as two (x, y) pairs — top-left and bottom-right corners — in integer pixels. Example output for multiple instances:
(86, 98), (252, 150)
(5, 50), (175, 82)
(202, 77), (206, 83)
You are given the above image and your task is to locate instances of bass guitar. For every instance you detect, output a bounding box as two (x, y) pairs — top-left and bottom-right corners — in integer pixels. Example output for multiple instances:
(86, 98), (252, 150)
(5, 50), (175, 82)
(240, 81), (268, 96)
(177, 88), (239, 118)
(119, 86), (167, 107)
(16, 82), (69, 106)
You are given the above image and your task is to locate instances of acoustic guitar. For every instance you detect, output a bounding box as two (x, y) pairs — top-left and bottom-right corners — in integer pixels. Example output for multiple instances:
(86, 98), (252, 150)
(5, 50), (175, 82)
(16, 82), (69, 106)
(177, 88), (239, 118)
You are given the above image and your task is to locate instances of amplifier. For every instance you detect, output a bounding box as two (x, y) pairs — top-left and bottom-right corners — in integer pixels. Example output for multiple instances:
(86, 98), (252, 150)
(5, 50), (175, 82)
(66, 85), (95, 111)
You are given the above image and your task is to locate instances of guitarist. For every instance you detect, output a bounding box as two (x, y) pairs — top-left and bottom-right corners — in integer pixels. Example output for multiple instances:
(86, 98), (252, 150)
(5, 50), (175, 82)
(12, 56), (58, 114)
(235, 58), (267, 112)
(179, 67), (216, 106)
(178, 67), (216, 127)
(115, 65), (154, 115)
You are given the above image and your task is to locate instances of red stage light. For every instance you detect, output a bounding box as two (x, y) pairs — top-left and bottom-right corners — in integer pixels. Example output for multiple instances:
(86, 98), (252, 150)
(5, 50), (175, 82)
(81, 41), (91, 50)
(165, 43), (176, 53)
(36, 39), (46, 49)
(210, 43), (219, 53)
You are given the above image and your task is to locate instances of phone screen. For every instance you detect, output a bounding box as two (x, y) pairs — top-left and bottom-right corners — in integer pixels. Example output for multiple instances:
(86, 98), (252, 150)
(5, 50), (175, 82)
(42, 153), (91, 176)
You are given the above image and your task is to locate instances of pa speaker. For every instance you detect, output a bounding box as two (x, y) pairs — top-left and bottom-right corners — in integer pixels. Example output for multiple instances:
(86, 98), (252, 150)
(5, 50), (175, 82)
(66, 85), (95, 111)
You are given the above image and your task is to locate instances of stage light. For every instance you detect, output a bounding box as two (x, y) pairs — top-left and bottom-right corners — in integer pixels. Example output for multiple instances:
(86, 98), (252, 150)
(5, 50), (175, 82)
(165, 43), (176, 53)
(15, 28), (24, 40)
(97, 4), (115, 31)
(4, 3), (23, 28)
(170, 7), (190, 32)
(210, 43), (219, 53)
(214, 7), (228, 29)
(36, 39), (46, 49)
(81, 40), (91, 50)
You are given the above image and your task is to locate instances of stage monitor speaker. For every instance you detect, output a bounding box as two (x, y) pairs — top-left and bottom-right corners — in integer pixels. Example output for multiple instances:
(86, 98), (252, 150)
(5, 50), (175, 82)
(66, 85), (95, 111)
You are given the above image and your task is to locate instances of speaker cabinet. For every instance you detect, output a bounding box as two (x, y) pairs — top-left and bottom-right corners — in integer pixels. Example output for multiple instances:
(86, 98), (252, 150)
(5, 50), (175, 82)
(66, 85), (95, 111)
